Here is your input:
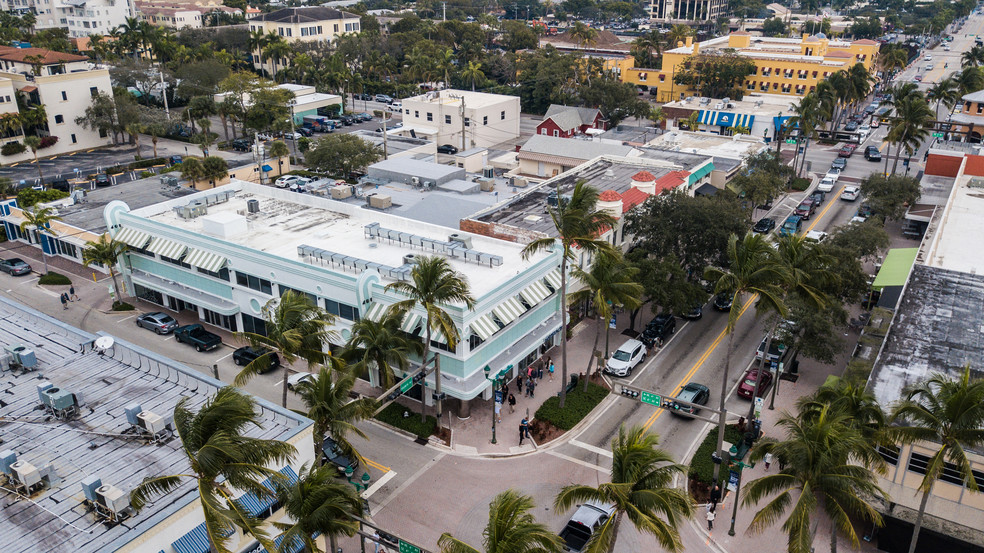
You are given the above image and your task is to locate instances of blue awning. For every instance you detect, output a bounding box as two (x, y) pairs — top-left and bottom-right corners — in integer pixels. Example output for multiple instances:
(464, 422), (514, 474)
(262, 164), (273, 172)
(172, 522), (211, 553)
(233, 466), (300, 517)
(774, 115), (794, 130)
(699, 110), (753, 128)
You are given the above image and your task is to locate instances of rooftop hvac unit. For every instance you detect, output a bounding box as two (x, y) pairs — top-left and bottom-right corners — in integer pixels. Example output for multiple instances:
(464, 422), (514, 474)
(0, 450), (17, 475)
(448, 233), (473, 249)
(36, 381), (53, 403)
(124, 403), (143, 426)
(246, 199), (260, 213)
(482, 166), (495, 179)
(11, 460), (41, 488)
(403, 254), (418, 266)
(411, 176), (420, 185)
(96, 484), (130, 514)
(5, 344), (35, 368)
(176, 203), (208, 219)
(0, 353), (11, 372)
(137, 411), (166, 434)
(43, 387), (77, 411)
(81, 476), (102, 502)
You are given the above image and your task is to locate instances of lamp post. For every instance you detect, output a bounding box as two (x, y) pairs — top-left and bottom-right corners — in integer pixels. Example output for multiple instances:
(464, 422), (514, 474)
(346, 466), (373, 553)
(484, 364), (506, 444)
(727, 445), (755, 537)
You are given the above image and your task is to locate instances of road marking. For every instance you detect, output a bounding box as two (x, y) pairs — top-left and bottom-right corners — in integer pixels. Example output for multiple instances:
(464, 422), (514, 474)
(361, 468), (396, 499)
(117, 315), (136, 323)
(372, 452), (446, 512)
(546, 450), (609, 474)
(569, 439), (613, 458)
(215, 351), (233, 362)
(163, 336), (174, 341)
(274, 378), (285, 387)
(364, 457), (391, 472)
(804, 186), (842, 233)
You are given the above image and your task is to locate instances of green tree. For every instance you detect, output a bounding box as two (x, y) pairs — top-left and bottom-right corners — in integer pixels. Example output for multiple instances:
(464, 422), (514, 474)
(926, 77), (959, 121)
(554, 425), (694, 553)
(631, 30), (663, 69)
(886, 92), (934, 173)
(461, 60), (485, 91)
(569, 21), (598, 50)
(273, 463), (363, 553)
(341, 312), (423, 389)
(859, 173), (921, 221)
(202, 156), (229, 187)
(439, 490), (564, 553)
(19, 205), (62, 274)
(385, 256), (475, 419)
(0, 177), (14, 201)
(762, 17), (788, 37)
(304, 134), (382, 177)
(798, 378), (886, 442)
(82, 234), (128, 307)
(579, 76), (652, 127)
(673, 52), (757, 100)
(733, 151), (792, 211)
(234, 290), (337, 407)
(130, 387), (297, 553)
(294, 366), (376, 468)
(665, 24), (693, 48)
(22, 135), (43, 183)
(962, 45), (984, 67)
(268, 140), (290, 177)
(180, 156), (206, 186)
(521, 181), (616, 408)
(890, 368), (984, 553)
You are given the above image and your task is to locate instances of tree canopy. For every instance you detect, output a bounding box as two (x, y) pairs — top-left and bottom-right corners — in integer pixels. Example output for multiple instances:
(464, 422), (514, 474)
(673, 52), (757, 100)
(305, 134), (383, 177)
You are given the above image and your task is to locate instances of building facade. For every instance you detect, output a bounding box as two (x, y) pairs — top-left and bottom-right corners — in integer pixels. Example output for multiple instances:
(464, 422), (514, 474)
(649, 0), (728, 23)
(535, 104), (605, 139)
(401, 89), (521, 149)
(32, 0), (136, 38)
(248, 7), (361, 73)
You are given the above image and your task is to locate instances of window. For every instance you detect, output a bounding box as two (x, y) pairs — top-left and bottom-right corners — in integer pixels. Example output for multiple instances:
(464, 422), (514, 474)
(160, 254), (191, 269)
(60, 91), (67, 101)
(500, 110), (505, 120)
(235, 271), (272, 294)
(317, 25), (322, 33)
(638, 72), (647, 81)
(978, 104), (983, 114)
(426, 112), (433, 121)
(877, 445), (900, 466)
(333, 24), (338, 32)
(540, 128), (547, 135)
(553, 129), (559, 137)
(909, 452), (968, 485)
(301, 28), (307, 36)
(279, 284), (317, 305)
(483, 115), (488, 125)
(659, 74), (665, 82)
(286, 28), (291, 37)
(54, 114), (64, 124)
(241, 313), (267, 336)
(324, 298), (360, 321)
(134, 284), (163, 305)
(70, 133), (76, 144)
(203, 308), (237, 331)
(197, 266), (230, 281)
(414, 110), (419, 118)
(445, 115), (451, 124)
(464, 117), (470, 127)
(468, 333), (484, 350)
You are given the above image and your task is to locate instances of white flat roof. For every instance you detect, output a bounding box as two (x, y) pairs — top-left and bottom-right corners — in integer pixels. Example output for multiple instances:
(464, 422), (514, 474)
(924, 172), (984, 275)
(665, 93), (800, 117)
(131, 181), (550, 296)
(404, 89), (518, 109)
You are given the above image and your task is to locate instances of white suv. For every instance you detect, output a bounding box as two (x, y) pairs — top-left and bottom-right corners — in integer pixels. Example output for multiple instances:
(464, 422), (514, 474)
(604, 339), (646, 377)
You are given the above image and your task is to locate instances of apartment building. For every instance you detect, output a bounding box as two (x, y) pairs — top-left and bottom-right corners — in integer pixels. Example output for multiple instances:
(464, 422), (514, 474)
(31, 0), (136, 38)
(401, 89), (521, 149)
(136, 0), (242, 29)
(248, 7), (361, 73)
(649, 0), (728, 24)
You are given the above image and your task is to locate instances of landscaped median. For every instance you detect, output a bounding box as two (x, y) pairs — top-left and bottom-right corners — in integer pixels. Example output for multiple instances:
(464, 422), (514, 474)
(530, 379), (609, 443)
(374, 402), (437, 440)
(688, 424), (743, 502)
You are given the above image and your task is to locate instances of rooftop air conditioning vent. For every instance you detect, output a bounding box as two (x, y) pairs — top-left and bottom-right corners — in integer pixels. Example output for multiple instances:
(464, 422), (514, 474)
(403, 254), (419, 266)
(448, 233), (473, 249)
(11, 460), (41, 489)
(136, 411), (166, 434)
(246, 199), (260, 213)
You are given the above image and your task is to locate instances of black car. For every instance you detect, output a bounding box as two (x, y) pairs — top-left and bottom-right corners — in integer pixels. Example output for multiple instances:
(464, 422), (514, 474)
(356, 93), (372, 101)
(640, 313), (676, 348)
(437, 144), (459, 154)
(752, 217), (776, 234)
(50, 179), (71, 192)
(233, 346), (281, 373)
(338, 114), (355, 125)
(713, 292), (734, 311)
(231, 138), (251, 152)
(322, 436), (358, 474)
(810, 190), (825, 206)
(297, 127), (314, 137)
(679, 304), (703, 320)
(864, 145), (882, 161)
(844, 121), (859, 131)
(94, 173), (111, 187)
(668, 382), (710, 417)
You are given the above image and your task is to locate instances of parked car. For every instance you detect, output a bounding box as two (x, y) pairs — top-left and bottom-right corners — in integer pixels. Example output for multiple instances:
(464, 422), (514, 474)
(355, 93), (372, 101)
(437, 144), (459, 154)
(374, 94), (393, 104)
(838, 144), (857, 157)
(231, 138), (251, 152)
(817, 176), (836, 192)
(50, 179), (71, 192)
(356, 112), (373, 122)
(679, 303), (703, 320)
(865, 145), (882, 161)
(173, 324), (222, 352)
(752, 217), (776, 234)
(810, 190), (825, 206)
(233, 346), (281, 373)
(603, 338), (646, 377)
(387, 101), (402, 112)
(794, 198), (817, 219)
(559, 500), (617, 553)
(668, 382), (710, 416)
(297, 127), (313, 137)
(831, 158), (847, 171)
(640, 313), (676, 348)
(737, 368), (774, 399)
(712, 292), (734, 311)
(0, 257), (32, 276)
(322, 436), (358, 474)
(755, 337), (787, 362)
(869, 118), (880, 128)
(287, 371), (314, 390)
(841, 186), (861, 201)
(169, 155), (183, 165)
(135, 312), (178, 334)
(779, 214), (803, 236)
(338, 114), (355, 125)
(275, 175), (300, 188)
(844, 121), (859, 132)
(94, 173), (111, 187)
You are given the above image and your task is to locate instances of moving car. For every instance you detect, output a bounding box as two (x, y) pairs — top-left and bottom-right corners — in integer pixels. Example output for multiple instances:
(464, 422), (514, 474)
(603, 338), (646, 377)
(640, 313), (676, 348)
(0, 258), (32, 276)
(173, 324), (222, 352)
(287, 371), (314, 390)
(779, 214), (803, 236)
(864, 145), (882, 161)
(668, 382), (710, 416)
(712, 292), (734, 311)
(831, 158), (847, 171)
(838, 144), (857, 157)
(558, 500), (617, 553)
(805, 230), (829, 243)
(794, 198), (817, 219)
(737, 368), (774, 399)
(322, 436), (359, 474)
(841, 186), (861, 201)
(135, 312), (178, 334)
(437, 144), (459, 154)
(810, 190), (825, 206)
(233, 346), (281, 373)
(752, 217), (776, 234)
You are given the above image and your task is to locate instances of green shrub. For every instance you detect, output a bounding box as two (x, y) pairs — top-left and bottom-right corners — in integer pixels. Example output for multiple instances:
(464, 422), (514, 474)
(129, 157), (167, 170)
(17, 188), (69, 208)
(0, 226), (6, 242)
(288, 169), (323, 178)
(163, 162), (182, 173)
(1, 141), (26, 156)
(112, 301), (135, 311)
(790, 177), (810, 191)
(105, 164), (127, 175)
(374, 402), (436, 439)
(534, 381), (609, 431)
(139, 171), (154, 178)
(689, 424), (744, 487)
(39, 271), (71, 285)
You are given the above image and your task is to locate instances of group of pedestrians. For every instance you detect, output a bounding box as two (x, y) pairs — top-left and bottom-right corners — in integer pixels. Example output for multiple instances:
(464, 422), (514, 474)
(59, 285), (78, 310)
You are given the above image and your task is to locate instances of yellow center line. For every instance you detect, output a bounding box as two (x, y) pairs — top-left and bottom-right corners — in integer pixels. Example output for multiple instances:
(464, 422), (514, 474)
(803, 185), (841, 233)
(364, 458), (391, 472)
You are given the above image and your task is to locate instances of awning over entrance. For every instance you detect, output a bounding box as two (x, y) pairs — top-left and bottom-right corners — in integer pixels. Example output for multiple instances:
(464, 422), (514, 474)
(147, 237), (186, 259)
(492, 296), (526, 325)
(364, 302), (386, 322)
(695, 183), (718, 197)
(469, 313), (499, 341)
(687, 162), (715, 185)
(871, 248), (920, 291)
(183, 247), (227, 273)
(544, 269), (562, 291)
(401, 312), (422, 334)
(113, 227), (151, 249)
(520, 280), (551, 306)
(699, 110), (751, 128)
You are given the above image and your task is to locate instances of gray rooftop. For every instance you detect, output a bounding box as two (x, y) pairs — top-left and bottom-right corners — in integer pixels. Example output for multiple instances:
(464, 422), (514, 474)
(544, 105), (601, 127)
(0, 296), (309, 553)
(519, 135), (637, 160)
(597, 125), (661, 144)
(637, 148), (718, 173)
(350, 130), (431, 157)
(368, 158), (465, 183)
(56, 176), (195, 233)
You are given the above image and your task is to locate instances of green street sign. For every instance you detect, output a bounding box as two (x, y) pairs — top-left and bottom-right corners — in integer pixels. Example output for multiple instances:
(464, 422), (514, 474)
(399, 540), (422, 553)
(932, 132), (944, 138)
(785, 138), (797, 144)
(640, 391), (661, 407)
(400, 378), (413, 393)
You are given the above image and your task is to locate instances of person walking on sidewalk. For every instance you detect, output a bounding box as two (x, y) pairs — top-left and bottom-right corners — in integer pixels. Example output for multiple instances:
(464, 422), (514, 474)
(519, 418), (529, 445)
(529, 378), (536, 398)
(69, 285), (79, 302)
(508, 393), (516, 413)
(706, 505), (715, 531)
(60, 293), (69, 310)
(548, 358), (554, 382)
(764, 452), (773, 471)
(709, 485), (721, 510)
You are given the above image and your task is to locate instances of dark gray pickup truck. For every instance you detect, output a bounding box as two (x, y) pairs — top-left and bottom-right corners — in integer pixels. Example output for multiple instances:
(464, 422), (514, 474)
(174, 324), (222, 352)
(558, 500), (616, 552)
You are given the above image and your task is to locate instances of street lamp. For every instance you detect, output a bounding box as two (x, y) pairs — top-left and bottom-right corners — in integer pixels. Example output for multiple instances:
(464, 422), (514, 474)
(484, 365), (502, 444)
(726, 444), (755, 537)
(345, 466), (372, 553)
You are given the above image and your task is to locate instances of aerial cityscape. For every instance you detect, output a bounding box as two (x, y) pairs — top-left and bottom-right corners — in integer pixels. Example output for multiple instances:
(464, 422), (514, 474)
(1, 1), (983, 553)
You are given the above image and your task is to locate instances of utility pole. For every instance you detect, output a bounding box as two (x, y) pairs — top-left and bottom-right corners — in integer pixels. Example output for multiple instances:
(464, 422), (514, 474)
(459, 96), (466, 151)
(288, 99), (298, 160)
(381, 109), (389, 159)
(159, 70), (170, 121)
(442, 1), (446, 21)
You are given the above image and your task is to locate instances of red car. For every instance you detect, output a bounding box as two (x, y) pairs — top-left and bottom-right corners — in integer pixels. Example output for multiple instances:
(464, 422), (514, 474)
(838, 144), (857, 158)
(737, 368), (774, 399)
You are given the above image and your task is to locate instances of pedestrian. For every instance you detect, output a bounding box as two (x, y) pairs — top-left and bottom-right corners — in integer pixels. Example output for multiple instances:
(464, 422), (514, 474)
(60, 293), (68, 310)
(517, 374), (524, 391)
(519, 418), (528, 445)
(69, 285), (79, 301)
(529, 378), (536, 398)
(501, 381), (509, 397)
(764, 452), (773, 471)
(508, 393), (516, 413)
(494, 399), (502, 423)
(706, 505), (715, 531)
(524, 379), (531, 398)
(536, 365), (544, 380)
(709, 485), (721, 510)
(548, 358), (555, 381)
(527, 365), (534, 379)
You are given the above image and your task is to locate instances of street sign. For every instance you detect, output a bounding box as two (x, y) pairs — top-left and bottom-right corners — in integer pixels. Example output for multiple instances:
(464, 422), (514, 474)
(754, 397), (764, 418)
(640, 391), (661, 407)
(399, 540), (422, 553)
(400, 378), (413, 394)
(785, 138), (797, 144)
(932, 132), (944, 138)
(494, 390), (504, 403)
(727, 469), (739, 492)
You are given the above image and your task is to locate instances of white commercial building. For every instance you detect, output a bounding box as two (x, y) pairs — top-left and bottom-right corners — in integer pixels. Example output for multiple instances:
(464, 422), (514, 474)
(401, 89), (521, 150)
(31, 0), (136, 38)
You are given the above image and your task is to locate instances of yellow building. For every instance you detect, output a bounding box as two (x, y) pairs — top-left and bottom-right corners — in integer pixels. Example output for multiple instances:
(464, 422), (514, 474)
(622, 32), (880, 103)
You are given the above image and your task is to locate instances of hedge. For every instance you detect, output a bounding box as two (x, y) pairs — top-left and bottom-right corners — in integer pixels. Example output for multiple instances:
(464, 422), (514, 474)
(38, 271), (71, 285)
(130, 157), (167, 170)
(38, 136), (58, 149)
(112, 301), (135, 311)
(375, 402), (436, 439)
(534, 380), (609, 431)
(790, 177), (811, 191)
(17, 188), (69, 208)
(689, 424), (744, 487)
(1, 141), (26, 156)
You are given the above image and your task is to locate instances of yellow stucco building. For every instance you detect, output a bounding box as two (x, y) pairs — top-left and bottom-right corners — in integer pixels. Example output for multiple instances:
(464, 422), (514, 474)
(621, 32), (880, 102)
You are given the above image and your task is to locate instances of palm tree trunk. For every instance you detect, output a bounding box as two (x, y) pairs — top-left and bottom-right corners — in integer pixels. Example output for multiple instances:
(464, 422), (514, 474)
(281, 363), (289, 408)
(605, 512), (624, 553)
(420, 316), (432, 423)
(831, 521), (838, 553)
(109, 268), (122, 305)
(585, 313), (601, 375)
(34, 153), (43, 182)
(41, 251), (48, 274)
(559, 257), (569, 409)
(152, 137), (159, 159)
(892, 142), (903, 174)
(712, 331), (736, 483)
(748, 318), (779, 421)
(329, 534), (338, 553)
(908, 486), (933, 553)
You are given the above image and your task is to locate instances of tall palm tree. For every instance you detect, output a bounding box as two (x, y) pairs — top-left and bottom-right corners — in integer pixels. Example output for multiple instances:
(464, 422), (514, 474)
(461, 60), (485, 92)
(294, 366), (376, 468)
(631, 30), (662, 69)
(23, 135), (43, 183)
(439, 490), (564, 553)
(955, 66), (984, 98)
(879, 46), (908, 76)
(789, 93), (820, 176)
(235, 290), (338, 407)
(554, 425), (694, 553)
(742, 405), (887, 553)
(703, 233), (787, 482)
(273, 463), (363, 553)
(385, 256), (475, 419)
(797, 378), (886, 444)
(962, 45), (984, 67)
(268, 140), (290, 176)
(130, 387), (297, 553)
(665, 24), (693, 48)
(82, 234), (128, 306)
(341, 312), (423, 389)
(570, 250), (644, 388)
(521, 181), (616, 408)
(926, 77), (959, 122)
(569, 21), (598, 50)
(19, 205), (62, 274)
(887, 92), (933, 173)
(889, 368), (984, 553)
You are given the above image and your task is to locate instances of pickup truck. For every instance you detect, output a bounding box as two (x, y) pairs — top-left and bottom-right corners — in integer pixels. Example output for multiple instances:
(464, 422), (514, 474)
(174, 324), (222, 352)
(558, 500), (616, 552)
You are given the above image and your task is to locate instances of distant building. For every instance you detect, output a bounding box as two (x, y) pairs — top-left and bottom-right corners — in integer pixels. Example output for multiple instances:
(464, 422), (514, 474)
(249, 7), (361, 73)
(535, 105), (606, 139)
(660, 93), (800, 142)
(136, 0), (242, 29)
(649, 0), (729, 24)
(31, 0), (136, 38)
(213, 83), (342, 125)
(944, 89), (984, 142)
(401, 89), (521, 149)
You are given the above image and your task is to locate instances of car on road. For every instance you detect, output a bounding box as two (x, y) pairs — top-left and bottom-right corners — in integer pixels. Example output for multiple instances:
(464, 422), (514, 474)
(838, 144), (857, 157)
(387, 102), (402, 112)
(603, 338), (646, 377)
(805, 230), (829, 243)
(831, 157), (847, 171)
(0, 258), (32, 276)
(864, 145), (882, 161)
(233, 346), (281, 373)
(668, 382), (710, 416)
(640, 313), (676, 348)
(355, 93), (372, 101)
(437, 144), (459, 154)
(737, 368), (774, 399)
(322, 436), (358, 474)
(94, 173), (111, 187)
(841, 185), (861, 201)
(135, 312), (178, 334)
(752, 217), (776, 234)
(756, 337), (787, 362)
(713, 292), (734, 311)
(558, 500), (616, 553)
(844, 121), (859, 132)
(817, 173), (838, 192)
(779, 214), (803, 236)
(282, 131), (302, 140)
(925, 54), (933, 61)
(810, 190), (825, 206)
(794, 198), (817, 219)
(287, 371), (314, 390)
(914, 75), (923, 82)
(679, 303), (703, 320)
(173, 324), (222, 352)
(374, 94), (393, 104)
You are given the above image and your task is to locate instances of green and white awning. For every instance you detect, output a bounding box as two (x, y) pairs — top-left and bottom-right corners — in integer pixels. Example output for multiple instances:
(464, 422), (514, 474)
(492, 297), (526, 325)
(114, 227), (152, 248)
(364, 302), (386, 323)
(183, 247), (227, 273)
(544, 269), (562, 291)
(401, 312), (422, 334)
(430, 325), (451, 345)
(147, 237), (186, 259)
(520, 280), (551, 306)
(470, 314), (499, 341)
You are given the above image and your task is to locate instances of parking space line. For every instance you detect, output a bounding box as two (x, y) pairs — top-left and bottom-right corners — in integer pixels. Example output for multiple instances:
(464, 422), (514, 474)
(117, 315), (136, 323)
(215, 351), (233, 362)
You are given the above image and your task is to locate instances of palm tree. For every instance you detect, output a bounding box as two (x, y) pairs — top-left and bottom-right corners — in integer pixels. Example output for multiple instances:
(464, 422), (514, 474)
(521, 181), (616, 408)
(180, 156), (206, 186)
(268, 140), (290, 176)
(82, 234), (128, 306)
(665, 24), (693, 49)
(341, 312), (423, 389)
(235, 290), (338, 407)
(0, 177), (14, 201)
(461, 60), (485, 91)
(955, 66), (984, 98)
(19, 205), (62, 274)
(797, 378), (886, 444)
(789, 93), (821, 176)
(439, 490), (564, 553)
(962, 44), (984, 67)
(294, 366), (376, 468)
(879, 46), (908, 77)
(554, 425), (694, 553)
(569, 21), (598, 50)
(385, 256), (475, 420)
(886, 92), (933, 173)
(23, 135), (43, 183)
(649, 107), (666, 129)
(570, 250), (643, 388)
(273, 463), (363, 553)
(889, 368), (984, 553)
(926, 77), (959, 122)
(742, 405), (887, 553)
(130, 387), (297, 553)
(265, 37), (291, 79)
(703, 233), (787, 482)
(631, 30), (662, 69)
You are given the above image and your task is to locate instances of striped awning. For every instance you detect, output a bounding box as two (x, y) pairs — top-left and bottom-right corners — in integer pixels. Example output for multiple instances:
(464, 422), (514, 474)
(183, 247), (227, 273)
(364, 302), (386, 322)
(470, 313), (499, 341)
(172, 522), (233, 553)
(401, 312), (422, 334)
(520, 280), (551, 306)
(147, 237), (186, 259)
(113, 227), (151, 248)
(698, 110), (754, 129)
(493, 297), (527, 325)
(430, 325), (449, 345)
(544, 269), (562, 291)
